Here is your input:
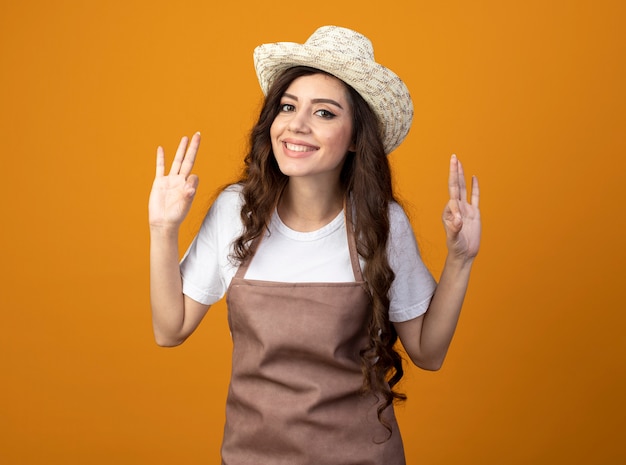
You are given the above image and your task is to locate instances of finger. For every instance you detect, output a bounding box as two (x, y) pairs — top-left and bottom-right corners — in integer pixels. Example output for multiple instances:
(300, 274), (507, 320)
(179, 132), (201, 178)
(471, 175), (480, 208)
(448, 154), (460, 201)
(185, 174), (200, 198)
(457, 158), (468, 204)
(155, 146), (165, 177)
(168, 136), (189, 176)
(443, 199), (463, 232)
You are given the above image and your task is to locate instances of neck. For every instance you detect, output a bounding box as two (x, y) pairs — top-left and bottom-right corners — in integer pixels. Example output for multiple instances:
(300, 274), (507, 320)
(278, 178), (344, 232)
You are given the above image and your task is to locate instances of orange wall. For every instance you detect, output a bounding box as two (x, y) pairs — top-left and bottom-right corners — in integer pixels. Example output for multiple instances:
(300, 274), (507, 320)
(1, 1), (625, 463)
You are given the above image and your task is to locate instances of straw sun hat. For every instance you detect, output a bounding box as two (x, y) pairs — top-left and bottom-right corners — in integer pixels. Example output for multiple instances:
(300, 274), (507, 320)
(253, 25), (413, 154)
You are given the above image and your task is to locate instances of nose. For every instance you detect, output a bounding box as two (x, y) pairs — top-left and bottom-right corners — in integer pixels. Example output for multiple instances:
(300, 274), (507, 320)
(287, 110), (310, 134)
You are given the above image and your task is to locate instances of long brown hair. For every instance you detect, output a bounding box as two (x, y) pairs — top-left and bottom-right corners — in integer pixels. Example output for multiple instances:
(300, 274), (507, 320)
(232, 66), (406, 435)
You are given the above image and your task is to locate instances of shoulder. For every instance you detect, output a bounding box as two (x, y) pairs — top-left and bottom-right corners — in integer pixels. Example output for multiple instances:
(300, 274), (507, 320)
(388, 200), (407, 219)
(206, 183), (245, 220)
(388, 201), (412, 234)
(214, 183), (244, 208)
(386, 200), (422, 257)
(197, 183), (244, 235)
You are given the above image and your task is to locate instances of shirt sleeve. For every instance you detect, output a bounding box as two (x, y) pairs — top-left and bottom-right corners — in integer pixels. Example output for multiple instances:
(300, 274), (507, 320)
(387, 202), (437, 322)
(179, 185), (243, 305)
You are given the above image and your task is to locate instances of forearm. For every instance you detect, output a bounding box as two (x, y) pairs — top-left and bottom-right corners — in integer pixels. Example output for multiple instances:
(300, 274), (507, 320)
(149, 226), (188, 346)
(396, 154), (480, 370)
(148, 133), (207, 346)
(418, 255), (474, 368)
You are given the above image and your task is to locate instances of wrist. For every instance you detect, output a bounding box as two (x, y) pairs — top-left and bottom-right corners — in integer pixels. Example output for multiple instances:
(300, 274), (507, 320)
(444, 253), (475, 271)
(149, 223), (180, 239)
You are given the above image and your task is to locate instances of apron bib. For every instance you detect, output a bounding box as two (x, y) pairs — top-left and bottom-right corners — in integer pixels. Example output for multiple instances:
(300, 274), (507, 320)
(222, 206), (405, 465)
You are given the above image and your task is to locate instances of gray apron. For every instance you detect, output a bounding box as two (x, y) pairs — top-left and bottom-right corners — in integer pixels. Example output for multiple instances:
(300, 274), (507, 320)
(222, 206), (405, 464)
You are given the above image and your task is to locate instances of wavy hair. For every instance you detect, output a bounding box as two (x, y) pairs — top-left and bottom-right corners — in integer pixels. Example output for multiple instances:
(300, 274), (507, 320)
(232, 66), (406, 436)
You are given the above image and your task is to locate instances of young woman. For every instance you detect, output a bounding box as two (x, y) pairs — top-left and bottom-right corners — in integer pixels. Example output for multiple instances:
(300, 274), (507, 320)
(149, 26), (481, 465)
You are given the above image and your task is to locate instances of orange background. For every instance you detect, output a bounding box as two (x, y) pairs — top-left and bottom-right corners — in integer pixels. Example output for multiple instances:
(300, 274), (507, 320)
(1, 1), (625, 463)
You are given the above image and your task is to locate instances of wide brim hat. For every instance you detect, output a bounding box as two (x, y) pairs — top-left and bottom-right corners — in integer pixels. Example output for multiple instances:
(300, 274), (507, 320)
(253, 25), (413, 155)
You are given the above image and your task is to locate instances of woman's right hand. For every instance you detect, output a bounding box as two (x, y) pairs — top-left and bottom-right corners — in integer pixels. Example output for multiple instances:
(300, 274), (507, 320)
(148, 132), (201, 229)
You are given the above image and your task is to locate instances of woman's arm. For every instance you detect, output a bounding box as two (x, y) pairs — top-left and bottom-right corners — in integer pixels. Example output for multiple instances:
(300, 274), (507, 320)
(394, 155), (481, 370)
(149, 133), (210, 347)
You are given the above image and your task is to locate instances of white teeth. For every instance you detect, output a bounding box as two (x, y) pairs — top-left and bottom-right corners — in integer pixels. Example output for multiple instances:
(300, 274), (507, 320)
(285, 142), (314, 152)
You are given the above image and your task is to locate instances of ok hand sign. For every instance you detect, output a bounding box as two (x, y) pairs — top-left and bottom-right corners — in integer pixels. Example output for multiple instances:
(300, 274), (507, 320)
(148, 133), (201, 229)
(442, 155), (481, 262)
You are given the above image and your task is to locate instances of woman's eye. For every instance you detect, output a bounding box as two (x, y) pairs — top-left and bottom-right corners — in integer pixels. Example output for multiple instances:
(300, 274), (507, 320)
(315, 109), (336, 119)
(279, 103), (295, 112)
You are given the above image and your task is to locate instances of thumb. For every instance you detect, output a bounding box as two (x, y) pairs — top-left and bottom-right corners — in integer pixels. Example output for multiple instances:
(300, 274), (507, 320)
(443, 199), (463, 231)
(184, 174), (199, 198)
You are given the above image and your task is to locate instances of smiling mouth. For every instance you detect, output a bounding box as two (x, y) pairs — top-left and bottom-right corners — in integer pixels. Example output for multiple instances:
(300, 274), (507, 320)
(284, 141), (318, 153)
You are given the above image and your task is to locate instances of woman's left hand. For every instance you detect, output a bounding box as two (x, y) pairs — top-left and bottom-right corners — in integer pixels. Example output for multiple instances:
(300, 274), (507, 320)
(442, 155), (481, 262)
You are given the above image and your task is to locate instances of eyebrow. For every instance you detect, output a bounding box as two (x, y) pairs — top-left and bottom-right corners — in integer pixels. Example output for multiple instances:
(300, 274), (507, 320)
(283, 92), (345, 110)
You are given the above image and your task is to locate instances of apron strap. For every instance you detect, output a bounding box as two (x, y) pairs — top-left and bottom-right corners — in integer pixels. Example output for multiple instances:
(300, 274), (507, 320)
(344, 196), (364, 283)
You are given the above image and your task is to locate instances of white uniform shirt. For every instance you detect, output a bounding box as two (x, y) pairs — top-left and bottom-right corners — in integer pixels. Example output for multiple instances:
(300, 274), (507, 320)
(180, 184), (436, 322)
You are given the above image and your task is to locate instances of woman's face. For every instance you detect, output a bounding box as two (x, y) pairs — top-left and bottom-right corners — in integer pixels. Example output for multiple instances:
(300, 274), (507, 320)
(270, 73), (355, 184)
